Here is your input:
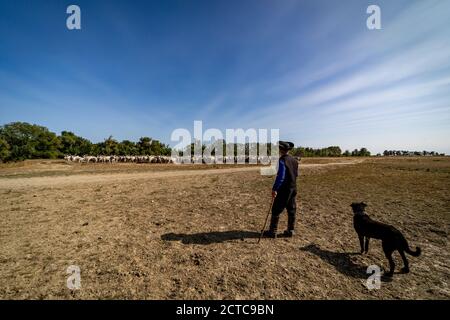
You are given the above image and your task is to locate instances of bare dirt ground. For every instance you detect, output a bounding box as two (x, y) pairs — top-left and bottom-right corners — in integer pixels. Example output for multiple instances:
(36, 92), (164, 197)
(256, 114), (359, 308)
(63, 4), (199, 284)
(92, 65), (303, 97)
(0, 157), (449, 299)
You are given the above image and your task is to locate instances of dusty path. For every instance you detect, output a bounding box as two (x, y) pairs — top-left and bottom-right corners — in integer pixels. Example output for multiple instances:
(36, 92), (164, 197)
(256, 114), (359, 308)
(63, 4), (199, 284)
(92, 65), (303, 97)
(0, 159), (363, 189)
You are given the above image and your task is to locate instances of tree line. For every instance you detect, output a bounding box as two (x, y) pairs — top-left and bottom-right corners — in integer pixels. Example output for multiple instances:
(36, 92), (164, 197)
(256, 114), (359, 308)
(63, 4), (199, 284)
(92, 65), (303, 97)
(290, 146), (371, 157)
(3, 121), (443, 163)
(0, 122), (375, 162)
(382, 150), (445, 157)
(0, 122), (171, 162)
(182, 142), (371, 158)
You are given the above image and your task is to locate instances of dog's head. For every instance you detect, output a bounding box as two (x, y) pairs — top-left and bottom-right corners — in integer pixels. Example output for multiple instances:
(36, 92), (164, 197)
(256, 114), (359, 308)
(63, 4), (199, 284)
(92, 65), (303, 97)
(350, 202), (367, 215)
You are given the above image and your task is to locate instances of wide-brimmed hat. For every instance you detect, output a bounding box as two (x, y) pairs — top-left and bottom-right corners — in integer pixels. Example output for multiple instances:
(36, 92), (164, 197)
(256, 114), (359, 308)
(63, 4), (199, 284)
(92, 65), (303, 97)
(279, 141), (294, 151)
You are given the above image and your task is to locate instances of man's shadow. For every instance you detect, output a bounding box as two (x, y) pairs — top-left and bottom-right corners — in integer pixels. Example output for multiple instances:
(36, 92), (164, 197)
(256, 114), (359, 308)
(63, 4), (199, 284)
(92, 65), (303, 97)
(300, 244), (392, 282)
(161, 230), (260, 245)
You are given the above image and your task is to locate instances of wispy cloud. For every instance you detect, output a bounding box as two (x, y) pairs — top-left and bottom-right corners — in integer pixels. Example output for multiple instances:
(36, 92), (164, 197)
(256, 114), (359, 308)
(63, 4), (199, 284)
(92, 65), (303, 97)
(206, 0), (450, 153)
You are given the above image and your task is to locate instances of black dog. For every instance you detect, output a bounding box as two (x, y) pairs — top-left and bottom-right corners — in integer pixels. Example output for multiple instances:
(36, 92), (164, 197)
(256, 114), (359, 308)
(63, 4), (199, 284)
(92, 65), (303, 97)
(351, 202), (421, 277)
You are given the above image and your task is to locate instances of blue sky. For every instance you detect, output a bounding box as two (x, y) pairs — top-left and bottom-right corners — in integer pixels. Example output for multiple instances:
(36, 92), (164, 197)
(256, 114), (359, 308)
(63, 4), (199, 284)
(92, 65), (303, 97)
(0, 0), (449, 153)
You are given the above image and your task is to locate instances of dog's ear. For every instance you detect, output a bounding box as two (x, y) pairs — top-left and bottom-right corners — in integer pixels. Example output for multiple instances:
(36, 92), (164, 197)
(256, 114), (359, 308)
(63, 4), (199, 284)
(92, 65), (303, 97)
(361, 202), (368, 207)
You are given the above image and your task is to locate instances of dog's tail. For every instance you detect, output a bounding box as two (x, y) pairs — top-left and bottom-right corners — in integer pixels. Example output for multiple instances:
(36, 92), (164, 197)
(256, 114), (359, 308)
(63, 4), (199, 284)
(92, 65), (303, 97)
(405, 245), (421, 257)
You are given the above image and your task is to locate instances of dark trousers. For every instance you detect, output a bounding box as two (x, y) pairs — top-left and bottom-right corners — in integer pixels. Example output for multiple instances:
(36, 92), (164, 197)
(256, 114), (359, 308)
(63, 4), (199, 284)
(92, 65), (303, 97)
(268, 188), (297, 233)
(272, 188), (297, 218)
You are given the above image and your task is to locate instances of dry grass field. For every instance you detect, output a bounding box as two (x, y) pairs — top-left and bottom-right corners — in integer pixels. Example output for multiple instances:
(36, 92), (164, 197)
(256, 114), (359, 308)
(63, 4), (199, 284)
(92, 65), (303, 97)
(0, 157), (449, 299)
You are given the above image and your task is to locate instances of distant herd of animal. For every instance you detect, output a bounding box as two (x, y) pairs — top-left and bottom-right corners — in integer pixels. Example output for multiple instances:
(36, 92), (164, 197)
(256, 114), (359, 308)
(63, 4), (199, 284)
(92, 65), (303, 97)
(64, 155), (175, 163)
(63, 155), (283, 164)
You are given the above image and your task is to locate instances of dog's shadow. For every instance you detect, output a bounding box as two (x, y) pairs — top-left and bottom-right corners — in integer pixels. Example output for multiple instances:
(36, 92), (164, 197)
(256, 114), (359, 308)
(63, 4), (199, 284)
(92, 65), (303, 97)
(161, 230), (260, 245)
(300, 244), (393, 282)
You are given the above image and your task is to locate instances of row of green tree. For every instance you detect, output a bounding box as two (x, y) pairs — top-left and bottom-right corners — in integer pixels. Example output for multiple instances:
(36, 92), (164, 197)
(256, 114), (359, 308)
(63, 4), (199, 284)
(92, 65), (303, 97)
(0, 122), (171, 162)
(290, 146), (371, 157)
(0, 121), (377, 162)
(382, 150), (445, 157)
(183, 142), (371, 157)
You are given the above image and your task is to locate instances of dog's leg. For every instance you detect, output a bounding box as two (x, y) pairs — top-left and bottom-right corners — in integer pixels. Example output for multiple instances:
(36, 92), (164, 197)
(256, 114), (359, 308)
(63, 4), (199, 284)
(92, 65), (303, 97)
(399, 250), (410, 274)
(364, 237), (370, 253)
(386, 253), (395, 277)
(383, 242), (395, 277)
(358, 234), (364, 254)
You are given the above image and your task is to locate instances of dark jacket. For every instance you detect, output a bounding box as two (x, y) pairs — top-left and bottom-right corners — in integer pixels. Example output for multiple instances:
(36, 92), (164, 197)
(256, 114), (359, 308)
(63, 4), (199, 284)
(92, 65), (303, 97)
(272, 154), (298, 192)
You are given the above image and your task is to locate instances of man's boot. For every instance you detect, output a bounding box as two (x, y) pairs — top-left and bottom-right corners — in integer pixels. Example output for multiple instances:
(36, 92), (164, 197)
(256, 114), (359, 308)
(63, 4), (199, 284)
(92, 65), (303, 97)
(283, 215), (296, 237)
(263, 215), (279, 238)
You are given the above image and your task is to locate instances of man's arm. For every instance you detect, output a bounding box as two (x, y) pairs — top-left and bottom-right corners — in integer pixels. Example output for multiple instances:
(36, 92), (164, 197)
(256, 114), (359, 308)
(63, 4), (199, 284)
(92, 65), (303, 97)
(272, 159), (286, 197)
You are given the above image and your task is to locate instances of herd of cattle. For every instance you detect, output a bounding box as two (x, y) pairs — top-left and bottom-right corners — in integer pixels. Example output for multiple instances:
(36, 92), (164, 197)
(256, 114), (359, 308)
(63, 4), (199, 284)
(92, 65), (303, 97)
(64, 155), (280, 164)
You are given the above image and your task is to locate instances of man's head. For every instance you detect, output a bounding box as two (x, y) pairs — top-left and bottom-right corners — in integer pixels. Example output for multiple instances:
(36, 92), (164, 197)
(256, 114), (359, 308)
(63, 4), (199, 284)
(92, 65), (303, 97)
(279, 141), (294, 155)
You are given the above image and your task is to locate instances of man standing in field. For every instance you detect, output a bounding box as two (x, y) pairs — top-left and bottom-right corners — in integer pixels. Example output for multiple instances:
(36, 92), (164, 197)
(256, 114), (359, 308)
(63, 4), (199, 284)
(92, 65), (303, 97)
(264, 141), (299, 238)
